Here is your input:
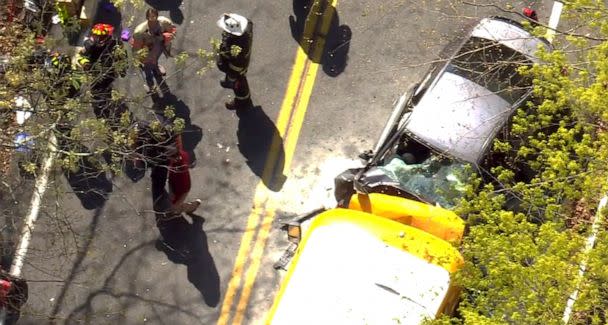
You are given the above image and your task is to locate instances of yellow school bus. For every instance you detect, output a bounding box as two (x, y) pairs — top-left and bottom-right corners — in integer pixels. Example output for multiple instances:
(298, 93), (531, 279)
(267, 193), (465, 324)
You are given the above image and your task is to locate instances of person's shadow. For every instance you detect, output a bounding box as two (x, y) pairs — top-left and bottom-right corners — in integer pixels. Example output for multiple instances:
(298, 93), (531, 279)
(236, 106), (287, 192)
(145, 0), (185, 25)
(152, 92), (203, 168)
(89, 96), (147, 183)
(289, 0), (352, 77)
(155, 216), (220, 307)
(57, 128), (113, 210)
(151, 174), (220, 307)
(63, 155), (112, 210)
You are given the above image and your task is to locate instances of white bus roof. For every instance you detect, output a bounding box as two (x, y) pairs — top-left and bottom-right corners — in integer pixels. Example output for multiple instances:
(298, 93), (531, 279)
(270, 220), (454, 324)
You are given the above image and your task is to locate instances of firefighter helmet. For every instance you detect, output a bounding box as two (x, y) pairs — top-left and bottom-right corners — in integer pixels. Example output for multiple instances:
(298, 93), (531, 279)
(90, 23), (114, 47)
(217, 13), (248, 36)
(91, 23), (114, 36)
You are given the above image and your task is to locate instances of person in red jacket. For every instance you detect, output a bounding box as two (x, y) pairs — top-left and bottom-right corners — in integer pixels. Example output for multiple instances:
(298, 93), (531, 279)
(143, 123), (200, 220)
(167, 135), (201, 215)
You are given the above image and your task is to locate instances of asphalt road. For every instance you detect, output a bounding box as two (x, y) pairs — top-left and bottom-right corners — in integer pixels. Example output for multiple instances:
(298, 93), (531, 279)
(17, 0), (556, 324)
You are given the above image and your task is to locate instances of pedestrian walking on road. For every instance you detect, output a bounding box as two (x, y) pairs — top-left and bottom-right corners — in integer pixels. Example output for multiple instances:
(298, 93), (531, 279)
(131, 8), (176, 95)
(148, 131), (201, 220)
(167, 135), (201, 215)
(216, 13), (254, 110)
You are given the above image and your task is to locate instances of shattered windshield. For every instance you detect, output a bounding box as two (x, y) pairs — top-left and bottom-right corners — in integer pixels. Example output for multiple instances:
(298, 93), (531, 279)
(377, 155), (471, 209)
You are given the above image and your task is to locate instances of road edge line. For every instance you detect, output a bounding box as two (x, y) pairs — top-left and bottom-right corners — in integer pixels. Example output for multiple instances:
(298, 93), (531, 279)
(10, 132), (57, 277)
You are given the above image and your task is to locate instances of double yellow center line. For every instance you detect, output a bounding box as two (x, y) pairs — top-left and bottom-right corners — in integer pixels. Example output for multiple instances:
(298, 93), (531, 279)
(217, 1), (339, 324)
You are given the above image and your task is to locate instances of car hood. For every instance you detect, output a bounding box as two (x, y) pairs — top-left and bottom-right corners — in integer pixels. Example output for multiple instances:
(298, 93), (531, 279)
(404, 71), (511, 164)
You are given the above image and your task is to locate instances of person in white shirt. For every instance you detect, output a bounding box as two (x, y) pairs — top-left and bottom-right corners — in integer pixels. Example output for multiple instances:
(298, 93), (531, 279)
(131, 8), (176, 95)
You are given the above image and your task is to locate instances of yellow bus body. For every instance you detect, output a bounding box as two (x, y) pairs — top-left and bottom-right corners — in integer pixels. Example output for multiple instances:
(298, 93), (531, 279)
(349, 193), (465, 244)
(267, 206), (465, 324)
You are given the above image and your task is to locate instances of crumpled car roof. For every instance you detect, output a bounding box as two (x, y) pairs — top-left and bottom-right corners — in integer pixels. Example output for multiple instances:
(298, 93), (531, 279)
(404, 18), (548, 164)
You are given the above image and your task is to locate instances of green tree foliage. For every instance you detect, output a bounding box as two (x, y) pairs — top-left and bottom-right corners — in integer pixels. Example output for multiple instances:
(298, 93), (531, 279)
(0, 8), (216, 178)
(432, 2), (608, 324)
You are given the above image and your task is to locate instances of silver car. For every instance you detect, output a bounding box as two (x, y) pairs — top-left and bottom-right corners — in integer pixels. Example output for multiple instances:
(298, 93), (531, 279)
(336, 17), (551, 208)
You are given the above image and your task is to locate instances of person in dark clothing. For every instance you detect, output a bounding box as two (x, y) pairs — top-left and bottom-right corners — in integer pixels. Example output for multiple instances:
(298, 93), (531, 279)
(78, 23), (127, 119)
(79, 23), (126, 88)
(216, 13), (254, 110)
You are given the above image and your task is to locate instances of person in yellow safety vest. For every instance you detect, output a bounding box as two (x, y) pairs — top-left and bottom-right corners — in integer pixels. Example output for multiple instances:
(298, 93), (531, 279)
(216, 13), (254, 110)
(131, 8), (176, 95)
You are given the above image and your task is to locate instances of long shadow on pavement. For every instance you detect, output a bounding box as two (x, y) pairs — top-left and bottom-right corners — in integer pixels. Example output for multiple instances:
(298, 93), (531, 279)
(145, 0), (185, 25)
(48, 206), (103, 323)
(62, 240), (201, 323)
(59, 140), (112, 210)
(152, 175), (220, 307)
(0, 177), (29, 272)
(290, 0), (352, 77)
(156, 216), (220, 307)
(236, 106), (287, 192)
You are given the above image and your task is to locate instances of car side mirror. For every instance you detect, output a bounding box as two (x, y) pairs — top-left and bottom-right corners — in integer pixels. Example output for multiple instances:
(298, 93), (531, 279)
(411, 84), (425, 106)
